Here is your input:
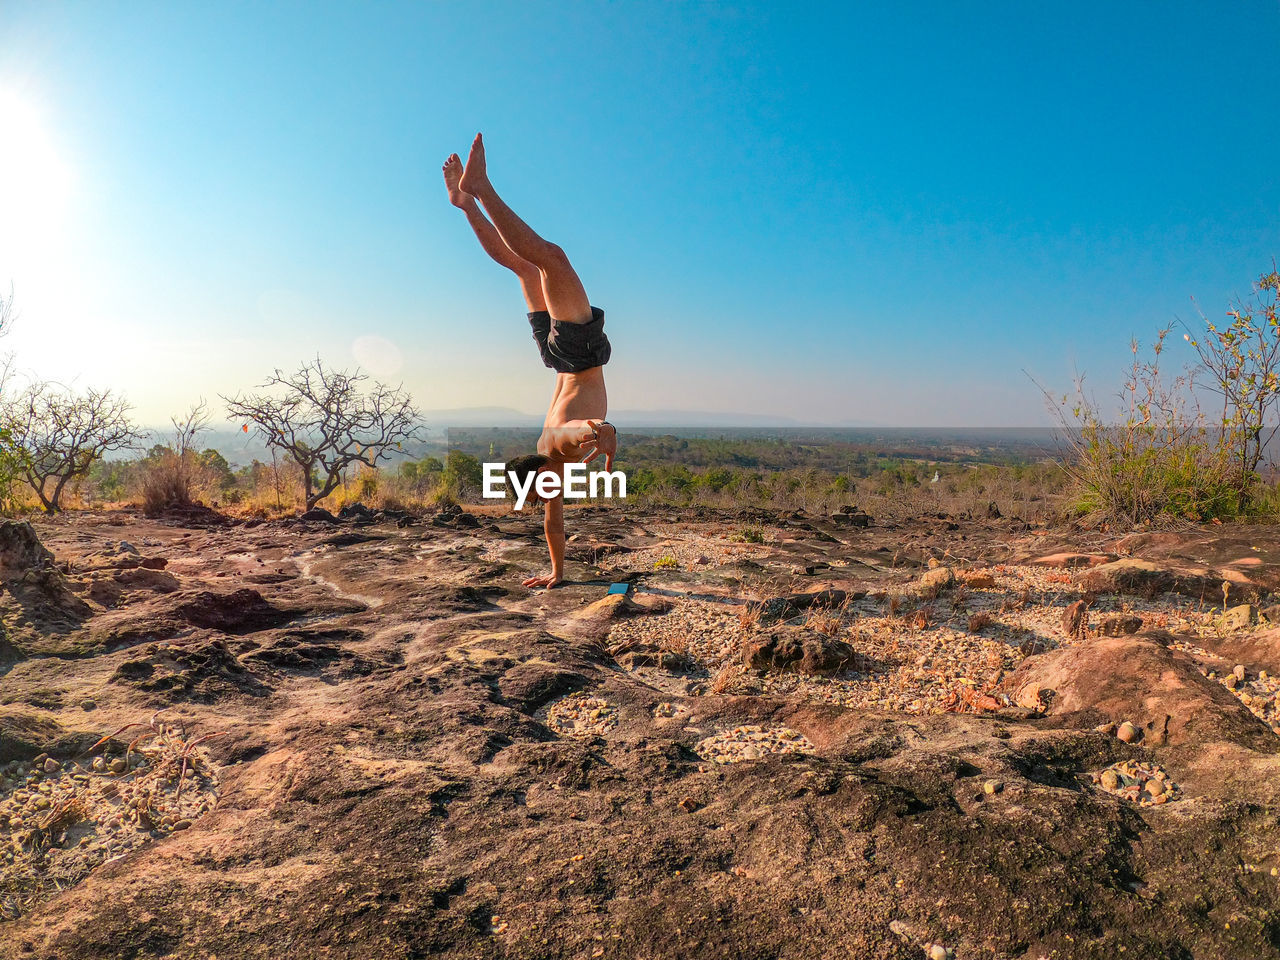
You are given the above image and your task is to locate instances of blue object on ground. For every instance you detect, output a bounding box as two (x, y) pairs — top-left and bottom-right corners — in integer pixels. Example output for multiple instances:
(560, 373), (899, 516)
(607, 582), (630, 595)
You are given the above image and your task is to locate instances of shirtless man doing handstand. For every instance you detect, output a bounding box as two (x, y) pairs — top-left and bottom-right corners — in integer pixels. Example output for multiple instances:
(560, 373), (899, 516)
(443, 133), (618, 590)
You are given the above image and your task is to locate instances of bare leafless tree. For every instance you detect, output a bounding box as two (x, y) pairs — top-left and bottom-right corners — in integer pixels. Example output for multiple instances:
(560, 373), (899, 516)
(0, 287), (21, 512)
(0, 283), (15, 338)
(222, 358), (421, 510)
(169, 400), (211, 458)
(4, 381), (143, 512)
(1183, 268), (1280, 506)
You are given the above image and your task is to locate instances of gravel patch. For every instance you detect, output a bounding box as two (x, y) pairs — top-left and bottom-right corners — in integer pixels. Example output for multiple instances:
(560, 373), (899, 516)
(695, 725), (813, 764)
(606, 563), (1230, 717)
(1090, 760), (1182, 806)
(544, 694), (620, 737)
(0, 734), (220, 920)
(598, 527), (777, 572)
(1206, 666), (1280, 734)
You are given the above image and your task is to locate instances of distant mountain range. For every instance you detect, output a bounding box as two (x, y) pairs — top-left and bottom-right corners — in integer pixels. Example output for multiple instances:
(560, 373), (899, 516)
(410, 407), (878, 428)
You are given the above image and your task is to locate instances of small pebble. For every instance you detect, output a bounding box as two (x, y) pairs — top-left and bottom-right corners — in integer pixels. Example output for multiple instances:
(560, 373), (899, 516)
(1234, 664), (1247, 682)
(1116, 721), (1141, 743)
(983, 779), (1002, 795)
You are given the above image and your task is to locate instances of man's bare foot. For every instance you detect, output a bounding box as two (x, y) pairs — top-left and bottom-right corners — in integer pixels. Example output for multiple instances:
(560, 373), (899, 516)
(442, 154), (472, 208)
(457, 132), (490, 197)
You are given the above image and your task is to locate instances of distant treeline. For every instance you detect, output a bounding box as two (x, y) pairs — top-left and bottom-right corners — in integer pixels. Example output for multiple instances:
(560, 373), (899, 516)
(71, 432), (1069, 522)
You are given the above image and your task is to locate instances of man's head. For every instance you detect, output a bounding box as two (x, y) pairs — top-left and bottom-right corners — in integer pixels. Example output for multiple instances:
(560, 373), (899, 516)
(506, 453), (553, 505)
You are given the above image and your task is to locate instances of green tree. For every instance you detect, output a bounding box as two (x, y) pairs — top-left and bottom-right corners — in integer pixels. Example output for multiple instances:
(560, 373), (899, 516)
(443, 450), (482, 492)
(199, 448), (236, 491)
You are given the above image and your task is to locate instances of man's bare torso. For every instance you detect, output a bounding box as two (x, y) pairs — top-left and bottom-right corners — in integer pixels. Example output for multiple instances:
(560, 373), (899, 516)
(539, 367), (607, 463)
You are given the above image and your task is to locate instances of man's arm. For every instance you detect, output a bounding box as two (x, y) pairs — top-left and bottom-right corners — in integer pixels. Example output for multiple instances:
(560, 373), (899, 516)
(522, 491), (565, 589)
(543, 420), (617, 470)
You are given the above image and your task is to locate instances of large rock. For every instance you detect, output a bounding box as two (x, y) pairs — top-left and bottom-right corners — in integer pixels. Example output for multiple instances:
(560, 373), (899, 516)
(0, 520), (91, 631)
(1193, 625), (1280, 676)
(830, 505), (872, 528)
(1078, 558), (1259, 602)
(743, 625), (856, 675)
(1027, 552), (1115, 569)
(747, 588), (849, 625)
(917, 566), (955, 595)
(1006, 634), (1277, 751)
(170, 589), (297, 634)
(12, 511), (1280, 959)
(0, 521), (55, 580)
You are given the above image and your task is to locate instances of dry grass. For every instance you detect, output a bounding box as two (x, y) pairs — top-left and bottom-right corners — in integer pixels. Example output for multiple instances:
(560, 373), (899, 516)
(967, 611), (994, 633)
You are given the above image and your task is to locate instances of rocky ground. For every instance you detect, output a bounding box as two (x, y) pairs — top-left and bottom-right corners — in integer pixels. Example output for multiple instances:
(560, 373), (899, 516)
(3, 504), (1280, 958)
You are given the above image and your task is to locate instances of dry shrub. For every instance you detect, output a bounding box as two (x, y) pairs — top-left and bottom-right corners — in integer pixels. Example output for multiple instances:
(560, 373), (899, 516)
(968, 612), (993, 632)
(142, 451), (197, 516)
(710, 662), (746, 694)
(804, 611), (842, 636)
(1049, 325), (1249, 527)
(141, 404), (213, 516)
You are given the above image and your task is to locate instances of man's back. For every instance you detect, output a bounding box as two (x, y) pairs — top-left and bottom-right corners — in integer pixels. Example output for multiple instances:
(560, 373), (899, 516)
(540, 367), (607, 462)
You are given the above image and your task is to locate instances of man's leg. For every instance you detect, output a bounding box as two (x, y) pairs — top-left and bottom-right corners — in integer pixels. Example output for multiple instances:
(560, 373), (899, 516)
(443, 154), (545, 312)
(458, 133), (593, 324)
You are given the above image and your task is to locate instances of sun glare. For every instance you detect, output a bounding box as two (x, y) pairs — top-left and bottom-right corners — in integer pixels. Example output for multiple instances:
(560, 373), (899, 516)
(0, 88), (74, 253)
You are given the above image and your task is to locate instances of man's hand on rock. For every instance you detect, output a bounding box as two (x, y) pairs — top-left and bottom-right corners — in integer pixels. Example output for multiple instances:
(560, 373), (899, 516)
(523, 572), (562, 590)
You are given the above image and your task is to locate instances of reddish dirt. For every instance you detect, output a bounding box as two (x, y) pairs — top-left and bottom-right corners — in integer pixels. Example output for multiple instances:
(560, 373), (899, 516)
(2, 507), (1280, 959)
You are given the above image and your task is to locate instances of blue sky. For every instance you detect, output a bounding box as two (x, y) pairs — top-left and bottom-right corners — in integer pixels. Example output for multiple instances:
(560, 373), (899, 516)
(0, 1), (1277, 426)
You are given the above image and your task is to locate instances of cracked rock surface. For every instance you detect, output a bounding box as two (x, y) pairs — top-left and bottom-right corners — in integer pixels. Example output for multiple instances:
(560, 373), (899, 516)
(3, 509), (1280, 958)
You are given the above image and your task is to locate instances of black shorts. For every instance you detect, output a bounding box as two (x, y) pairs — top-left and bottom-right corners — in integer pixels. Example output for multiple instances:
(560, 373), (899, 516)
(529, 306), (611, 374)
